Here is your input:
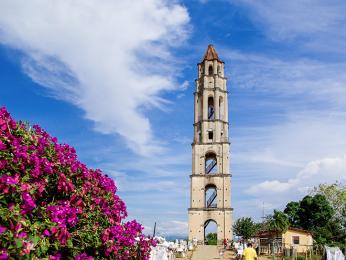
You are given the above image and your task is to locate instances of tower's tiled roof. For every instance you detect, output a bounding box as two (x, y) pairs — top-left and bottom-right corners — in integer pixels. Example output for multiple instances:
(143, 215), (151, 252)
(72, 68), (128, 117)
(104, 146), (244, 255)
(202, 44), (222, 62)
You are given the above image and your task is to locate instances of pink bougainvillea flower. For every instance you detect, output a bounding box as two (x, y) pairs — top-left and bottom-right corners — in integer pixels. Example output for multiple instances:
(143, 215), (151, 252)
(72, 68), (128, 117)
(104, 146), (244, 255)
(75, 252), (93, 260)
(8, 203), (15, 211)
(21, 192), (36, 213)
(20, 241), (34, 256)
(0, 160), (7, 170)
(0, 107), (155, 258)
(0, 140), (6, 150)
(57, 173), (74, 193)
(17, 232), (27, 239)
(0, 124), (6, 131)
(0, 227), (6, 234)
(0, 249), (8, 260)
(49, 252), (61, 260)
(14, 222), (22, 233)
(50, 226), (58, 236)
(0, 174), (19, 185)
(42, 229), (50, 237)
(20, 183), (31, 192)
(57, 228), (70, 245)
(47, 203), (80, 227)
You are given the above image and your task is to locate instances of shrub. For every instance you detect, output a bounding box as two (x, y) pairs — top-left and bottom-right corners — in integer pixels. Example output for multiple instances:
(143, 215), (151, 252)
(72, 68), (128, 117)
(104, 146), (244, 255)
(0, 107), (156, 259)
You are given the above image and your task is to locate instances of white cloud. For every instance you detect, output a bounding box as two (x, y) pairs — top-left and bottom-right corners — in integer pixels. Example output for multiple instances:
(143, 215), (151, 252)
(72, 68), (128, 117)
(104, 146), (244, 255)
(249, 155), (346, 199)
(0, 0), (190, 156)
(225, 50), (346, 107)
(179, 80), (189, 91)
(231, 110), (346, 218)
(220, 33), (346, 219)
(232, 154), (346, 221)
(234, 113), (346, 164)
(235, 0), (346, 54)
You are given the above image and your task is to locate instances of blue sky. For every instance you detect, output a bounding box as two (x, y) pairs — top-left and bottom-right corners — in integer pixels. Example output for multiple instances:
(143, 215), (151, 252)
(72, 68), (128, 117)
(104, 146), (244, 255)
(1, 0), (346, 237)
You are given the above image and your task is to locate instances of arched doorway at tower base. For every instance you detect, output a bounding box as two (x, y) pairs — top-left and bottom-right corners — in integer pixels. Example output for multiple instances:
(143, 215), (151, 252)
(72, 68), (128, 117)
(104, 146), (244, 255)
(204, 219), (217, 245)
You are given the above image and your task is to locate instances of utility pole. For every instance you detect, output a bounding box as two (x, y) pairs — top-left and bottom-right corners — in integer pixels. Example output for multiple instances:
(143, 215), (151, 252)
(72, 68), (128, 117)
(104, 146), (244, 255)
(153, 222), (156, 238)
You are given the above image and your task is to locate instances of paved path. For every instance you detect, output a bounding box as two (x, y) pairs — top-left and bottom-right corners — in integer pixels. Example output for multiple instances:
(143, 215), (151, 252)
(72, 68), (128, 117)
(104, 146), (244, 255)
(191, 245), (222, 260)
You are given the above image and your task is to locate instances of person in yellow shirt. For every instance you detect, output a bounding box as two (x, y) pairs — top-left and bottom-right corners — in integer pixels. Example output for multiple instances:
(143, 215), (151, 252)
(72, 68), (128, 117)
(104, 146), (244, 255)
(242, 242), (257, 260)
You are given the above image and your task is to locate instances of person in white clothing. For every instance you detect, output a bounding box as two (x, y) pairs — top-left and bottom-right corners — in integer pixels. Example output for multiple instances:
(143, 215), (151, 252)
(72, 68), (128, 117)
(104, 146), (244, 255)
(237, 242), (244, 260)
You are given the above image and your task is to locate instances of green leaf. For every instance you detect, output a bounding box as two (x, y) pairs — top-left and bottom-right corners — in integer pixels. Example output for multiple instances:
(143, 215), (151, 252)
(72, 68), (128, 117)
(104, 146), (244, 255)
(40, 244), (48, 254)
(67, 239), (73, 248)
(54, 241), (59, 250)
(15, 238), (23, 248)
(31, 235), (40, 245)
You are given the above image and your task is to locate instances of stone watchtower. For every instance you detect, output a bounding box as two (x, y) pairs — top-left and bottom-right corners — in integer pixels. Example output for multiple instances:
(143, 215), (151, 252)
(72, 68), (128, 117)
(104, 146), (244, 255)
(188, 45), (233, 244)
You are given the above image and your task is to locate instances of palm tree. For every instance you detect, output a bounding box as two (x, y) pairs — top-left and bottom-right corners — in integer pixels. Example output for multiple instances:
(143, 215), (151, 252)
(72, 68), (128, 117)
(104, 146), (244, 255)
(267, 210), (290, 255)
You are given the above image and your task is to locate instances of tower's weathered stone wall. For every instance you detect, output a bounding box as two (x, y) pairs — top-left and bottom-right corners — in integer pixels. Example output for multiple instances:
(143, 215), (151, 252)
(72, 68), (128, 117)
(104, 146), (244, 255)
(188, 45), (233, 244)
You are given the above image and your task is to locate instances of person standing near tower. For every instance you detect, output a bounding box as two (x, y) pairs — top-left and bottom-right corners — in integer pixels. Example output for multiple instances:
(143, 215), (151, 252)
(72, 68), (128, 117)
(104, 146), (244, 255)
(242, 243), (258, 260)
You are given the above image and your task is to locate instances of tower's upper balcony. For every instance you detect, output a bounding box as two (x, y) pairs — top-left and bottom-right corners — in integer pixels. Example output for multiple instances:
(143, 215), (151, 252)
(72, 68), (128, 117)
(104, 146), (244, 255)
(196, 45), (226, 93)
(197, 44), (225, 79)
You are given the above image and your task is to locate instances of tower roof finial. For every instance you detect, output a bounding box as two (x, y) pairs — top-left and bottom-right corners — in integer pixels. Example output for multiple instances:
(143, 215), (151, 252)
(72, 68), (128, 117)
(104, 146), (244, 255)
(202, 44), (222, 62)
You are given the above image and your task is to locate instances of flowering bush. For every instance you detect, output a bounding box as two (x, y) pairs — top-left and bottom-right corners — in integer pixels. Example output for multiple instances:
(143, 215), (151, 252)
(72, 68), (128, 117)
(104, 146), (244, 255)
(0, 107), (156, 259)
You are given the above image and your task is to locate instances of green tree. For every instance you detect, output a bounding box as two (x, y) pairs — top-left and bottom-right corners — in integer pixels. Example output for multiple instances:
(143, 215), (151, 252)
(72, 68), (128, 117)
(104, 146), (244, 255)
(267, 210), (290, 237)
(233, 217), (259, 240)
(311, 182), (346, 230)
(284, 194), (343, 245)
(284, 201), (300, 227)
(206, 233), (217, 245)
(298, 195), (334, 230)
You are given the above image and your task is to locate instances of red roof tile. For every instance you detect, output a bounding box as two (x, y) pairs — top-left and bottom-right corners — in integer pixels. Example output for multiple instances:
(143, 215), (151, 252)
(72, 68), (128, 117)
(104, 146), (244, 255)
(202, 44), (222, 62)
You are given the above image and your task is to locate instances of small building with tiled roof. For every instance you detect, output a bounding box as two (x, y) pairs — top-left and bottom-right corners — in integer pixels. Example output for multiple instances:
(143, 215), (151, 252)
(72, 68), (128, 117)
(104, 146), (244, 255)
(256, 227), (313, 255)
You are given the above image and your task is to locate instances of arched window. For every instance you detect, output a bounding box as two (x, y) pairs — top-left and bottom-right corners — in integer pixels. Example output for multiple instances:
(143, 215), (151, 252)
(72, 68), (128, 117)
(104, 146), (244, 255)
(208, 97), (214, 120)
(205, 152), (217, 174)
(205, 184), (217, 208)
(204, 219), (217, 245)
(219, 96), (224, 120)
(208, 65), (213, 75)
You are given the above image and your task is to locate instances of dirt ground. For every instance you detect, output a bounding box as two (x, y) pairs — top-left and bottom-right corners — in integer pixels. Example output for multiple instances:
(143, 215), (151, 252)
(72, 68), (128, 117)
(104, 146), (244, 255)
(176, 246), (236, 260)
